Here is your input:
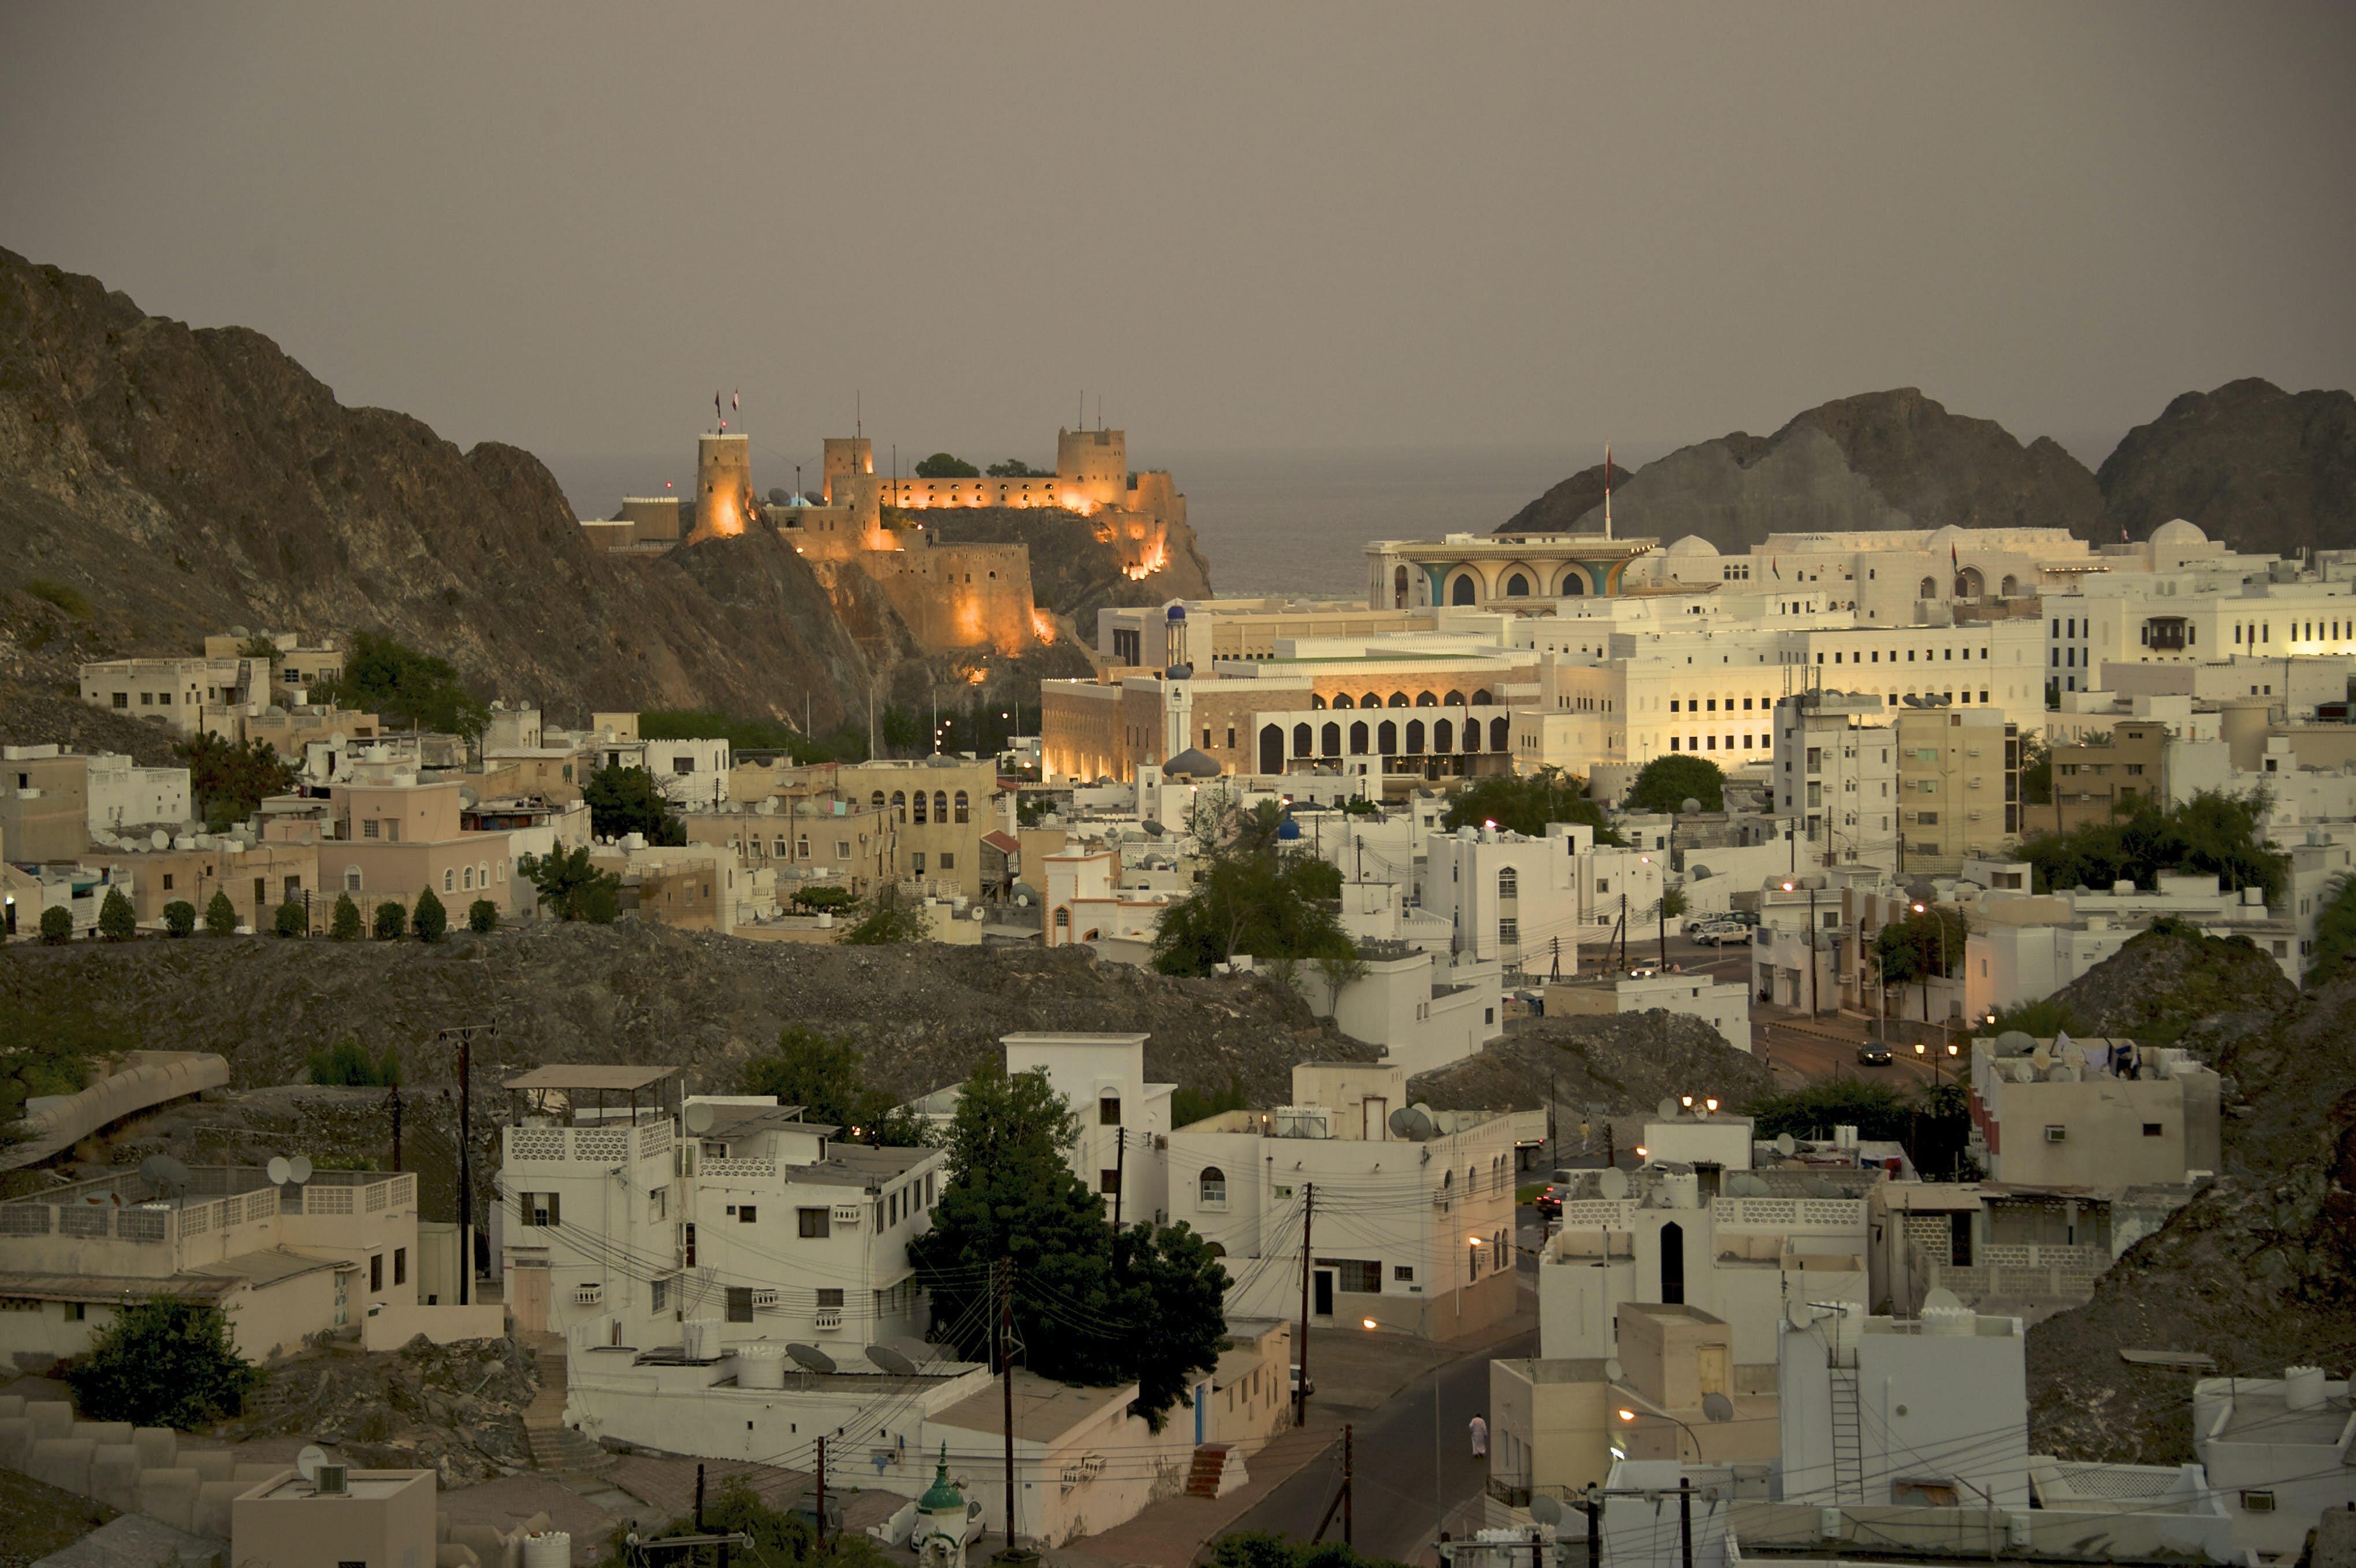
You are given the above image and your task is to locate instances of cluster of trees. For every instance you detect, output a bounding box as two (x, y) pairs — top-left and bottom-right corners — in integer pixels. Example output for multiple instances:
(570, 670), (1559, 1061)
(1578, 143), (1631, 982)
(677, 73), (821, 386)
(838, 884), (931, 945)
(593, 1474), (894, 1568)
(1624, 753), (1727, 814)
(66, 1300), (259, 1430)
(0, 995), (123, 1126)
(2016, 790), (2287, 902)
(912, 452), (980, 478)
(1441, 766), (1621, 842)
(640, 709), (858, 767)
(1874, 904), (1970, 986)
(176, 733), (297, 830)
(906, 1060), (1228, 1429)
(1742, 1078), (1972, 1181)
(315, 633), (490, 739)
(1152, 798), (1355, 977)
(522, 844), (622, 923)
(738, 1026), (932, 1146)
(986, 457), (1049, 477)
(584, 763), (686, 844)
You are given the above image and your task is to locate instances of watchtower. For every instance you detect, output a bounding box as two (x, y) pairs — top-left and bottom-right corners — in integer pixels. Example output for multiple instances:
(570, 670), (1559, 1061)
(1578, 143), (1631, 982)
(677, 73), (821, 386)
(693, 433), (755, 541)
(822, 437), (874, 504)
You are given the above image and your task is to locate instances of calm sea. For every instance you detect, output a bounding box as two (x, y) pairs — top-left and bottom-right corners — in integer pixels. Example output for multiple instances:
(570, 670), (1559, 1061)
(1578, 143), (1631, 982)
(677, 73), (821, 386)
(544, 444), (1595, 599)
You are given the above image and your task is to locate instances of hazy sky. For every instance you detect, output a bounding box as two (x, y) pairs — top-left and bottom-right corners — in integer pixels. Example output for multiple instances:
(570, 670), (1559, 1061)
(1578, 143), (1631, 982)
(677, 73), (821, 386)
(5, 3), (2352, 471)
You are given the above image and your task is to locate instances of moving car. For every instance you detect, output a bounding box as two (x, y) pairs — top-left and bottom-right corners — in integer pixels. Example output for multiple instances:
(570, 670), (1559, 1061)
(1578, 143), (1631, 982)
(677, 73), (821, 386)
(1856, 1041), (1894, 1065)
(1532, 1183), (1566, 1217)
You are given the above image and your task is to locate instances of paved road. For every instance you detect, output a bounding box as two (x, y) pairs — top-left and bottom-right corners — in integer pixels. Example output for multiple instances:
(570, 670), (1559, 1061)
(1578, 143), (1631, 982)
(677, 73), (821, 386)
(1226, 1325), (1539, 1562)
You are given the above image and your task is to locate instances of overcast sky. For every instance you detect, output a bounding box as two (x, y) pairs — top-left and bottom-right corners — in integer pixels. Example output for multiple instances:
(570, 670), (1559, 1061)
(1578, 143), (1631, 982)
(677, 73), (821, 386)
(4, 3), (2352, 471)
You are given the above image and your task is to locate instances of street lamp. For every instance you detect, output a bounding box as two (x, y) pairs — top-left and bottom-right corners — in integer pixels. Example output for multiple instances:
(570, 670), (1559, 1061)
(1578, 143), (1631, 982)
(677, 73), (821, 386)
(1909, 900), (1951, 1043)
(1612, 1395), (1733, 1461)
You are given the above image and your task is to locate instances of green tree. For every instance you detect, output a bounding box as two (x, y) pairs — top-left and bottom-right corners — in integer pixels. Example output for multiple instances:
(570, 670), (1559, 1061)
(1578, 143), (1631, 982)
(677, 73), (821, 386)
(2307, 873), (2356, 985)
(1662, 886), (1688, 922)
(65, 1299), (260, 1429)
(1208, 1533), (1419, 1568)
(906, 1059), (1226, 1429)
(839, 884), (931, 945)
(1875, 904), (1967, 984)
(522, 844), (623, 923)
(2016, 791), (2287, 902)
(309, 1037), (400, 1087)
(582, 764), (685, 844)
(878, 704), (924, 755)
(739, 1026), (931, 1145)
(1741, 1080), (1913, 1143)
(0, 997), (123, 1124)
(913, 452), (980, 478)
(467, 898), (498, 934)
(1151, 804), (1351, 976)
(163, 900), (197, 938)
(640, 709), (835, 765)
(39, 905), (71, 943)
(985, 458), (1049, 477)
(97, 887), (136, 942)
(329, 893), (363, 941)
(315, 631), (490, 739)
(413, 887), (447, 942)
(1441, 766), (1622, 842)
(273, 900), (307, 938)
(203, 890), (239, 936)
(373, 900), (407, 940)
(1170, 1080), (1247, 1129)
(791, 885), (857, 913)
(1625, 753), (1726, 813)
(176, 733), (297, 830)
(2019, 732), (2053, 807)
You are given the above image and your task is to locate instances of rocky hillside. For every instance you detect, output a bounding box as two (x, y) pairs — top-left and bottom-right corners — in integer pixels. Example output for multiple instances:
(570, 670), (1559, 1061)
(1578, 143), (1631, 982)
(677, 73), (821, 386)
(1409, 1012), (1773, 1122)
(1498, 389), (2105, 549)
(2098, 378), (2356, 562)
(2020, 928), (2356, 1463)
(0, 247), (1176, 735)
(1502, 380), (2356, 558)
(926, 504), (1213, 634)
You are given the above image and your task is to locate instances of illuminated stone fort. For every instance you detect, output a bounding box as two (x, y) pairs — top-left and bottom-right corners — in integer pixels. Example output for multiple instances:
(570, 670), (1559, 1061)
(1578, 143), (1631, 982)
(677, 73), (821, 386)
(587, 424), (1186, 657)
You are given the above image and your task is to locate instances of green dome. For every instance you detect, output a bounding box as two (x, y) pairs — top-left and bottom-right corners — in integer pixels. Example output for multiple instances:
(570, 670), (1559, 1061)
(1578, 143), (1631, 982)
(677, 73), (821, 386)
(920, 1444), (964, 1513)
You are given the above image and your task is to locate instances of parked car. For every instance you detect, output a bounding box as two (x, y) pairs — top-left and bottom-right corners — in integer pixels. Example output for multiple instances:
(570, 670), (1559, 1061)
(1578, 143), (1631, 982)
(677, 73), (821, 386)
(1682, 915), (1731, 938)
(1700, 926), (1755, 946)
(1532, 1184), (1565, 1217)
(1856, 1041), (1894, 1066)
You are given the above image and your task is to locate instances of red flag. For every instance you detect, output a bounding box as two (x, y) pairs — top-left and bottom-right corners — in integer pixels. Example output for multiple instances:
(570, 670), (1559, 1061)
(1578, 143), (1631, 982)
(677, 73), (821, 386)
(1951, 542), (1960, 570)
(732, 389), (740, 412)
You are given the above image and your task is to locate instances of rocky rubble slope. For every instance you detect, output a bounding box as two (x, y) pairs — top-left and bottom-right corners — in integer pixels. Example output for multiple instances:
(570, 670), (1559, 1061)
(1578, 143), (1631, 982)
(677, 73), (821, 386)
(2022, 929), (2356, 1463)
(234, 1335), (539, 1487)
(1408, 1012), (1775, 1123)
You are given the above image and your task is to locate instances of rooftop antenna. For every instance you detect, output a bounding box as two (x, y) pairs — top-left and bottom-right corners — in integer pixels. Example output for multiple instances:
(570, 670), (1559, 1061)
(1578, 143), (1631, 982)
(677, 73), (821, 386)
(856, 391), (861, 440)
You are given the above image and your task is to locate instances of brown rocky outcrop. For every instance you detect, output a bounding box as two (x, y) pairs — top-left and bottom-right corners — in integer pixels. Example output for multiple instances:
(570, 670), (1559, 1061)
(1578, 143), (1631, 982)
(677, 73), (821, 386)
(2098, 377), (2356, 559)
(1494, 457), (1635, 537)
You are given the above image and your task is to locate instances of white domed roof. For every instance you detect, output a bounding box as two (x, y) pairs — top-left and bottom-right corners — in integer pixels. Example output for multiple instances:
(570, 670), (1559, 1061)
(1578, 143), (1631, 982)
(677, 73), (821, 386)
(1666, 534), (1720, 557)
(2150, 518), (2207, 547)
(1926, 524), (1966, 549)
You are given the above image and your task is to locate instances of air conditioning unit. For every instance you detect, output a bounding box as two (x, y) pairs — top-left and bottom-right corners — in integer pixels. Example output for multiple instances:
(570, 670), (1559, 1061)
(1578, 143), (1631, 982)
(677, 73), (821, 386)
(832, 1203), (864, 1225)
(750, 1289), (778, 1309)
(2043, 1125), (2068, 1143)
(573, 1284), (604, 1306)
(815, 1309), (843, 1331)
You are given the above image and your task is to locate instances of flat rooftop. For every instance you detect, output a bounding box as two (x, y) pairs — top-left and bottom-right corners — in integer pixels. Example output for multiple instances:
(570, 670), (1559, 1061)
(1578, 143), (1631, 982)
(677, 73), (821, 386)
(2214, 1388), (2353, 1447)
(505, 1065), (679, 1092)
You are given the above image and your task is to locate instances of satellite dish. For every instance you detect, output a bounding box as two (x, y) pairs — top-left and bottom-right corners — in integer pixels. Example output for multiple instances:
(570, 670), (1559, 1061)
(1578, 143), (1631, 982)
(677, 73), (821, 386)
(891, 1337), (938, 1368)
(1702, 1392), (1736, 1424)
(141, 1155), (192, 1197)
(1681, 798), (1702, 815)
(1774, 1133), (1798, 1158)
(785, 1343), (838, 1376)
(1531, 1495), (1564, 1527)
(287, 1155), (314, 1185)
(1996, 1031), (2037, 1056)
(296, 1445), (328, 1481)
(150, 830), (169, 850)
(1921, 1287), (1963, 1313)
(685, 1102), (716, 1135)
(1597, 1168), (1629, 1199)
(267, 1157), (292, 1186)
(1388, 1108), (1417, 1137)
(1787, 1301), (1814, 1329)
(1603, 1358), (1625, 1383)
(1403, 1108), (1436, 1141)
(867, 1344), (918, 1377)
(1656, 1097), (1681, 1120)
(329, 731), (348, 749)
(2047, 1064), (2079, 1082)
(1803, 1177), (1836, 1198)
(2008, 1061), (2037, 1083)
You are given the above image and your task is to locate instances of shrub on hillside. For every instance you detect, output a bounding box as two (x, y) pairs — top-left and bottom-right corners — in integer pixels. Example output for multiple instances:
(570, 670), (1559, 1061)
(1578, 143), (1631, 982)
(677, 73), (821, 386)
(66, 1299), (259, 1430)
(98, 888), (136, 942)
(373, 901), (407, 941)
(467, 898), (497, 934)
(329, 893), (362, 941)
(203, 890), (239, 936)
(413, 888), (447, 942)
(273, 900), (307, 938)
(308, 1036), (400, 1087)
(163, 900), (197, 938)
(39, 905), (72, 944)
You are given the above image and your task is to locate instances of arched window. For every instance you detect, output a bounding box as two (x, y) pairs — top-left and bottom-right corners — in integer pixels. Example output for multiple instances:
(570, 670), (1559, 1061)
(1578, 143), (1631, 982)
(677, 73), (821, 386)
(1499, 868), (1518, 900)
(1451, 574), (1477, 606)
(934, 790), (949, 822)
(478, 863), (490, 890)
(1918, 576), (1937, 600)
(1999, 574), (2019, 598)
(1434, 718), (1454, 752)
(1489, 716), (1510, 750)
(1349, 720), (1370, 755)
(1259, 724), (1284, 773)
(1321, 722), (1341, 756)
(1378, 720), (1399, 755)
(1415, 691), (1438, 707)
(1559, 570), (1586, 596)
(871, 790), (887, 811)
(1471, 689), (1492, 705)
(1444, 690), (1466, 707)
(443, 868), (455, 893)
(344, 866), (362, 892)
(1293, 722), (1313, 759)
(462, 865), (474, 890)
(1954, 566), (1983, 599)
(1199, 1167), (1228, 1205)
(1310, 694), (1326, 710)
(1406, 720), (1425, 755)
(954, 791), (969, 823)
(1054, 908), (1071, 929)
(1463, 720), (1481, 753)
(1393, 565), (1410, 610)
(891, 790), (907, 822)
(1504, 571), (1531, 597)
(1388, 692), (1410, 709)
(912, 792), (928, 824)
(1333, 693), (1354, 710)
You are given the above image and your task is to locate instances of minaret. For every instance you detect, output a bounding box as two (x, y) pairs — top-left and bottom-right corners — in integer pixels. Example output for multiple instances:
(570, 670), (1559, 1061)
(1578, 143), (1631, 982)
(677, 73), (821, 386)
(915, 1444), (968, 1568)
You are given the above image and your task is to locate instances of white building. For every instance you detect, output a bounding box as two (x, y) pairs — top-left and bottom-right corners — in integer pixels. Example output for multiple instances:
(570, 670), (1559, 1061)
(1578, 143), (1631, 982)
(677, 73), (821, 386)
(1962, 874), (2300, 1015)
(1422, 821), (1664, 971)
(2193, 1367), (2356, 1561)
(1040, 847), (1169, 961)
(1771, 692), (1897, 872)
(1542, 970), (1754, 1054)
(1291, 938), (1504, 1077)
(1966, 1035), (2221, 1187)
(645, 737), (734, 807)
(78, 655), (258, 735)
(1777, 1302), (2030, 1510)
(1168, 1062), (1520, 1338)
(82, 752), (191, 834)
(1000, 1033), (1176, 1226)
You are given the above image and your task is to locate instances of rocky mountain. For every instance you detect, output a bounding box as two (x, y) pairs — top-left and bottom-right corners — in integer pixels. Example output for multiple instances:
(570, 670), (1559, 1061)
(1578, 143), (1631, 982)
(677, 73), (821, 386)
(1496, 456), (1634, 537)
(1498, 388), (2106, 549)
(2098, 377), (2356, 561)
(0, 247), (1192, 733)
(2020, 928), (2356, 1463)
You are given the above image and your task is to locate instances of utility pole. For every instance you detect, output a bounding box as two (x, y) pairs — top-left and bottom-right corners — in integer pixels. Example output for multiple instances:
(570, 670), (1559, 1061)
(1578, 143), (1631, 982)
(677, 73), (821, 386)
(1294, 1183), (1316, 1426)
(1679, 1475), (1695, 1568)
(695, 1462), (706, 1530)
(998, 1256), (1017, 1552)
(1585, 1486), (1603, 1568)
(1111, 1127), (1125, 1235)
(1343, 1422), (1354, 1547)
(1807, 887), (1819, 1019)
(436, 1024), (493, 1305)
(816, 1436), (827, 1544)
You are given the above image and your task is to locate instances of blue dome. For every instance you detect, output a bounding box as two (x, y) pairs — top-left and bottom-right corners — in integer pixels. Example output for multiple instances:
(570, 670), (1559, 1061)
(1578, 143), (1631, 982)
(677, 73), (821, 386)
(1277, 817), (1302, 840)
(1166, 604), (1187, 621)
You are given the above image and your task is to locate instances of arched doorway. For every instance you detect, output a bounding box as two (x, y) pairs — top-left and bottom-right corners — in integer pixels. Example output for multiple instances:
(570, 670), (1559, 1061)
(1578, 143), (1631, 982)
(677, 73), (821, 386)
(1258, 724), (1284, 773)
(1559, 569), (1587, 596)
(1450, 574), (1478, 605)
(1503, 571), (1531, 597)
(1660, 1220), (1686, 1305)
(1917, 576), (1938, 600)
(1954, 566), (1984, 599)
(1489, 716), (1510, 750)
(1292, 723), (1312, 759)
(1393, 564), (1409, 609)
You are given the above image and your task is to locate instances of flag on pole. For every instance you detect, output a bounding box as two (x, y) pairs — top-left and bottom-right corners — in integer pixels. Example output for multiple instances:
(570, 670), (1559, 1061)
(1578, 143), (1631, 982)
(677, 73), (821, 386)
(715, 392), (722, 424)
(1951, 541), (1960, 571)
(1772, 557), (1781, 580)
(2121, 524), (2130, 542)
(732, 389), (739, 413)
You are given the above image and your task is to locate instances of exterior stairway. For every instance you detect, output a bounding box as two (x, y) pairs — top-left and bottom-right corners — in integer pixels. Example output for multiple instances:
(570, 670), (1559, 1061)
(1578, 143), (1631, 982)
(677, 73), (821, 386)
(522, 1330), (616, 1478)
(1184, 1443), (1246, 1499)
